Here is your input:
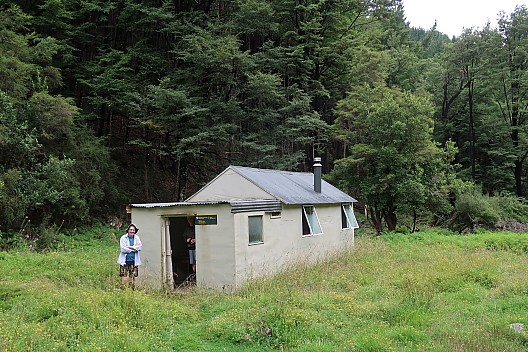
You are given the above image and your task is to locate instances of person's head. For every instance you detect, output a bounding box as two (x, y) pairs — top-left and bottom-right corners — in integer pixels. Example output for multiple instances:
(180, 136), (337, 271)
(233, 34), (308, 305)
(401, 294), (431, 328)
(127, 224), (139, 236)
(187, 216), (195, 227)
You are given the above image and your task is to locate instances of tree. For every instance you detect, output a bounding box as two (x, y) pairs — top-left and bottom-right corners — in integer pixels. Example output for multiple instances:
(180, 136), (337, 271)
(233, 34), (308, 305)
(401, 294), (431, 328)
(0, 3), (121, 231)
(491, 6), (528, 197)
(422, 23), (521, 197)
(436, 29), (487, 182)
(331, 85), (456, 233)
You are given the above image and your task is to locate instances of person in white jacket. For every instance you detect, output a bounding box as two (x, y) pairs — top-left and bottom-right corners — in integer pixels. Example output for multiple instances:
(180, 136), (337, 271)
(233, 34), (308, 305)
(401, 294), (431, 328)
(117, 224), (142, 289)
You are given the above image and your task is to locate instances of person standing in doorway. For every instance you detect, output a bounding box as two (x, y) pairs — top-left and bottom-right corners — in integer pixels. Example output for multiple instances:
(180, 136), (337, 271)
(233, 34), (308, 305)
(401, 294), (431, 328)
(117, 224), (142, 289)
(183, 216), (196, 278)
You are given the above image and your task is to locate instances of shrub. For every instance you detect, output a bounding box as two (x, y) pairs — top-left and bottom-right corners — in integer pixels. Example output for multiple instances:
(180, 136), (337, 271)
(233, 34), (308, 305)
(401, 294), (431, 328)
(448, 186), (528, 233)
(448, 187), (498, 232)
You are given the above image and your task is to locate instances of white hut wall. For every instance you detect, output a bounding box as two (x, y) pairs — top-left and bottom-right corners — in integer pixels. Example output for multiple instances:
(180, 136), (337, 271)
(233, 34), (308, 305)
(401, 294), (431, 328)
(194, 204), (237, 290)
(131, 206), (201, 289)
(234, 204), (355, 287)
(130, 207), (165, 289)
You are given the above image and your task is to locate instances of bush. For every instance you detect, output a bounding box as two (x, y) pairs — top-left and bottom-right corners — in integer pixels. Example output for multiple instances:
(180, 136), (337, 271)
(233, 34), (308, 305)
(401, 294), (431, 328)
(0, 90), (122, 234)
(448, 186), (528, 233)
(492, 195), (528, 232)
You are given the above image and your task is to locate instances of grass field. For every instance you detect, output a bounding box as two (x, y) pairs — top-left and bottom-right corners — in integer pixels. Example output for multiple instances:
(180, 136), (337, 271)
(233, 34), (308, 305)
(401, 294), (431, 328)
(0, 228), (527, 351)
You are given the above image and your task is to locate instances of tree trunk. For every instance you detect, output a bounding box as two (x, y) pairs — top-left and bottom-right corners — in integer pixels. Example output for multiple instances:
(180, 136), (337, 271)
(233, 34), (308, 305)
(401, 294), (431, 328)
(384, 199), (397, 231)
(514, 159), (524, 197)
(369, 207), (383, 234)
(411, 209), (417, 233)
(385, 212), (397, 231)
(468, 79), (476, 180)
(510, 78), (524, 196)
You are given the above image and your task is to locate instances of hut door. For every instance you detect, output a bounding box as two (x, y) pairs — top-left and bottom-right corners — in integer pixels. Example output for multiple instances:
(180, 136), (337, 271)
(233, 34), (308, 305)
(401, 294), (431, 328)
(168, 217), (192, 285)
(162, 218), (174, 288)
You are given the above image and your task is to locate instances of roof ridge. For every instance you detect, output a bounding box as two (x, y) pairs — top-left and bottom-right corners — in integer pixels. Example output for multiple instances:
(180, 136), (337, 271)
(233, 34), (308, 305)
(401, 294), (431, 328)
(230, 165), (312, 175)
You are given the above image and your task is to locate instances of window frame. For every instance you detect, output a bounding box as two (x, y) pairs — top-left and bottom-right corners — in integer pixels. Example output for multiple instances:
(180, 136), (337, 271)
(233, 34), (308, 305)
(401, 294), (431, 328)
(270, 211), (282, 219)
(302, 205), (323, 236)
(248, 215), (264, 245)
(341, 203), (359, 229)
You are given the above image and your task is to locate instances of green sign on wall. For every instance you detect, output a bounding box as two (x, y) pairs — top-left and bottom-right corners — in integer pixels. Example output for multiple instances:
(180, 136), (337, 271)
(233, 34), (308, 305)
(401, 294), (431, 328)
(195, 214), (217, 225)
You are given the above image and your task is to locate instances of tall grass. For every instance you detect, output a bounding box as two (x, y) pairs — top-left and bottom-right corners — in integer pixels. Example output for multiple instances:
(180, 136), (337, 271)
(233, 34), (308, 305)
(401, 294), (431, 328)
(0, 228), (527, 351)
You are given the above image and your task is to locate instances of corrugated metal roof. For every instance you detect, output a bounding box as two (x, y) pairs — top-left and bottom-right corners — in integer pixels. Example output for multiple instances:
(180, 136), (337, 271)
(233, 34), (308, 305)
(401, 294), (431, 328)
(130, 201), (227, 208)
(230, 200), (282, 213)
(131, 166), (356, 209)
(231, 166), (356, 205)
(130, 199), (283, 212)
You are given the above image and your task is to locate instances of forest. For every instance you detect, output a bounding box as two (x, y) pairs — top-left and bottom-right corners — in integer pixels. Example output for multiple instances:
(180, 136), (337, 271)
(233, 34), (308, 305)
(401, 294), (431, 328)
(1, 0), (528, 241)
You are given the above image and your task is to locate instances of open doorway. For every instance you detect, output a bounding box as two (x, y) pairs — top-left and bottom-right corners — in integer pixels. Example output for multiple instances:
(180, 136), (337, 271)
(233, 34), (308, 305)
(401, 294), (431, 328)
(168, 216), (195, 286)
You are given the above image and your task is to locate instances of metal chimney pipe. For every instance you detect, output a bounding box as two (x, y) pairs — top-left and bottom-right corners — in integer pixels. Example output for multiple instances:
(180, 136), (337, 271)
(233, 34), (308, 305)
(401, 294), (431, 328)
(313, 157), (322, 193)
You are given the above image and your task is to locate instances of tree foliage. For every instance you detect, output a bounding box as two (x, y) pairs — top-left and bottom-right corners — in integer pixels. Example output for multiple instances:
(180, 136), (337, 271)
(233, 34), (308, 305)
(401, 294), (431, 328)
(1, 0), (527, 235)
(0, 4), (120, 232)
(428, 6), (528, 198)
(330, 85), (457, 232)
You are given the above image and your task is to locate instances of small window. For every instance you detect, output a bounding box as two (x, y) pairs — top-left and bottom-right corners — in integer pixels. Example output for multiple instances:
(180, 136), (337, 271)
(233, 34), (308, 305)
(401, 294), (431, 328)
(248, 215), (263, 244)
(341, 203), (359, 229)
(302, 205), (323, 236)
(270, 211), (282, 219)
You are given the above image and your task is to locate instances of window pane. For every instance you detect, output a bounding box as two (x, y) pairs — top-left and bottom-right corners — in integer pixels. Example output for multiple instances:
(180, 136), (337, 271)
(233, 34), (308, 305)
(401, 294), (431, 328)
(308, 207), (322, 234)
(342, 204), (359, 229)
(249, 216), (263, 243)
(302, 206), (322, 235)
(302, 209), (311, 235)
(341, 206), (348, 228)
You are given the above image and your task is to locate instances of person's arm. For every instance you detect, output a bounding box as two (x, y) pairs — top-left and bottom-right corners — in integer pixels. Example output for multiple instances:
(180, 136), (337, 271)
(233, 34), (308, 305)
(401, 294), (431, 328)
(131, 235), (142, 251)
(120, 236), (133, 254)
(183, 228), (192, 244)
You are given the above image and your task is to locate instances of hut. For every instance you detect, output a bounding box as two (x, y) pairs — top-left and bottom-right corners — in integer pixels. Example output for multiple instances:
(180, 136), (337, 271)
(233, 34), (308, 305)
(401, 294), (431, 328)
(130, 159), (358, 290)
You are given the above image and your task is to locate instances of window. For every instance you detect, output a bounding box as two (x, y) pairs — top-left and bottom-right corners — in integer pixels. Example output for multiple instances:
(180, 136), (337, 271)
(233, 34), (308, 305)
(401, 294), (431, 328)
(302, 205), (323, 236)
(248, 215), (263, 244)
(270, 211), (282, 219)
(341, 203), (359, 229)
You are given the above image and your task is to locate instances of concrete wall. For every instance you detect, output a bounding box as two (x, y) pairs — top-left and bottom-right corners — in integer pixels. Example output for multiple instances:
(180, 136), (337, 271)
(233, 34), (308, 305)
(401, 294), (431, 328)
(132, 202), (355, 291)
(131, 204), (237, 290)
(194, 204), (236, 290)
(233, 204), (355, 289)
(130, 205), (188, 289)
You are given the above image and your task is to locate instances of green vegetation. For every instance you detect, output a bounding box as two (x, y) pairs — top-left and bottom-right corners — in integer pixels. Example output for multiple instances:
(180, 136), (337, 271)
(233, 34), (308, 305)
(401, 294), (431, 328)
(1, 1), (526, 348)
(1, 228), (527, 351)
(1, 1), (528, 234)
